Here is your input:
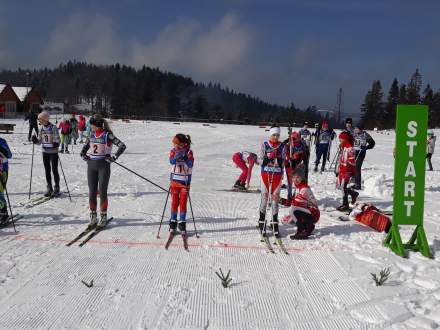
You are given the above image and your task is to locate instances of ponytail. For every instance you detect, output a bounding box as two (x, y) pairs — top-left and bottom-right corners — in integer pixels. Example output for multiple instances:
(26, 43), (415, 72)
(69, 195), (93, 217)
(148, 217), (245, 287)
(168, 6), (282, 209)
(174, 133), (192, 146)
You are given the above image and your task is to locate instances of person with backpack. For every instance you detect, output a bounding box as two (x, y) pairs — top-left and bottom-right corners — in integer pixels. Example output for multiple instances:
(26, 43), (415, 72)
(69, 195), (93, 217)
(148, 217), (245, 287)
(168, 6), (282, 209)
(80, 114), (126, 229)
(31, 111), (61, 197)
(352, 124), (375, 189)
(0, 137), (12, 224)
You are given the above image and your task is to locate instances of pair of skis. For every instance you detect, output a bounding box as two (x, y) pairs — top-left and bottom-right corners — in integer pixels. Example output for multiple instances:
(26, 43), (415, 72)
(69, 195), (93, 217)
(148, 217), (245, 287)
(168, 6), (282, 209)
(66, 217), (114, 247)
(164, 231), (189, 250)
(19, 193), (60, 209)
(0, 214), (23, 229)
(259, 231), (289, 254)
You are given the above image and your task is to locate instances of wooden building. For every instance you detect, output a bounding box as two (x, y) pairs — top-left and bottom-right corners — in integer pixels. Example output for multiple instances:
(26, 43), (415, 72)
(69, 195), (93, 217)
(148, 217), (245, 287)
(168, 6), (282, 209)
(0, 84), (44, 117)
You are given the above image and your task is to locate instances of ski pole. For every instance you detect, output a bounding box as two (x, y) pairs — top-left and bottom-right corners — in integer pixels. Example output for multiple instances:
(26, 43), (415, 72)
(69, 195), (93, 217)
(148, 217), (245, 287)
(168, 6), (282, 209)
(4, 184), (16, 232)
(113, 161), (167, 192)
(329, 146), (340, 170)
(156, 187), (171, 239)
(28, 142), (35, 199)
(58, 156), (72, 202)
(188, 192), (199, 238)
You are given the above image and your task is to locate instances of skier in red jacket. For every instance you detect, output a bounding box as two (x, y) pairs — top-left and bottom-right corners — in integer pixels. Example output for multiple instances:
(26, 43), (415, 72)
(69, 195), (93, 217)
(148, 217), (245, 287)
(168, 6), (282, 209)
(232, 151), (258, 190)
(336, 132), (359, 211)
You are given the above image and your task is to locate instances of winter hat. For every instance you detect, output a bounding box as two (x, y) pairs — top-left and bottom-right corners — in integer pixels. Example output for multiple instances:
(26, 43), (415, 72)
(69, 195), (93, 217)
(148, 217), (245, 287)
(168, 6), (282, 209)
(290, 131), (300, 140)
(292, 165), (306, 180)
(90, 115), (104, 128)
(269, 126), (281, 137)
(339, 131), (352, 141)
(345, 117), (353, 124)
(38, 111), (49, 121)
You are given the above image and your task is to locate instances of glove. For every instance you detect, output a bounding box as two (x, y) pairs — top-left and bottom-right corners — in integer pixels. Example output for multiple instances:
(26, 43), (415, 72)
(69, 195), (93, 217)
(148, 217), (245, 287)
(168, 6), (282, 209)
(105, 154), (117, 163)
(31, 135), (38, 144)
(262, 157), (269, 167)
(53, 143), (59, 148)
(335, 171), (339, 177)
(81, 153), (90, 161)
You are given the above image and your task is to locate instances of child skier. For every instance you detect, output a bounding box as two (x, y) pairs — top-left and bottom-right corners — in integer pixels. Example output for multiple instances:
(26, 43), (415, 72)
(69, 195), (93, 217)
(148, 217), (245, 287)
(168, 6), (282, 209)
(58, 118), (71, 153)
(32, 111), (61, 197)
(281, 166), (320, 239)
(336, 131), (359, 211)
(285, 131), (306, 199)
(80, 114), (126, 229)
(232, 151), (258, 190)
(352, 124), (375, 189)
(168, 134), (194, 242)
(0, 137), (12, 223)
(313, 121), (335, 172)
(427, 130), (436, 171)
(298, 121), (312, 180)
(258, 126), (286, 237)
(78, 114), (86, 143)
(69, 114), (79, 145)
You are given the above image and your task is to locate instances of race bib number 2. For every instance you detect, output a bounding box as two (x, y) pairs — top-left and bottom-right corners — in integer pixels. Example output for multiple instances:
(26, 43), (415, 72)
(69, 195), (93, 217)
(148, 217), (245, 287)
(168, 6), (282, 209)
(91, 143), (107, 155)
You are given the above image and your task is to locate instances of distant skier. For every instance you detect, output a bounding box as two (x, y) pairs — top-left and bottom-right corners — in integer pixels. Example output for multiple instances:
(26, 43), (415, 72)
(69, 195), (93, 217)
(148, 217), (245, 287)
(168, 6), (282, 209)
(232, 151), (258, 190)
(168, 134), (194, 243)
(313, 121), (335, 172)
(352, 124), (375, 189)
(0, 137), (12, 224)
(336, 131), (359, 211)
(78, 114), (86, 143)
(298, 121), (312, 180)
(343, 117), (354, 136)
(258, 126), (286, 237)
(69, 114), (79, 145)
(281, 166), (320, 240)
(427, 130), (436, 171)
(31, 111), (61, 197)
(285, 131), (306, 199)
(80, 114), (126, 229)
(58, 118), (71, 153)
(25, 110), (39, 142)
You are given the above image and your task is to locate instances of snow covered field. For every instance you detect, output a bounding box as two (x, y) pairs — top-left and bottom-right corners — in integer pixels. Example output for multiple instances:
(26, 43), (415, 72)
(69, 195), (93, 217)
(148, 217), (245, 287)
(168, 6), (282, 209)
(1, 118), (440, 329)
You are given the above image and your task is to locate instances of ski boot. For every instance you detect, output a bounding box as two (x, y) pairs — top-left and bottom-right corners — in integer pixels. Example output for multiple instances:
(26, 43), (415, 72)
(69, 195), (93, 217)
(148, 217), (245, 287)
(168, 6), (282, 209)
(258, 212), (266, 236)
(272, 214), (280, 238)
(52, 184), (60, 197)
(0, 206), (8, 225)
(87, 211), (98, 230)
(313, 166), (318, 173)
(336, 204), (350, 212)
(290, 229), (310, 240)
(44, 185), (53, 197)
(237, 181), (247, 191)
(233, 180), (243, 190)
(178, 222), (188, 250)
(351, 191), (359, 205)
(97, 212), (108, 229)
(169, 219), (178, 233)
(65, 149), (70, 154)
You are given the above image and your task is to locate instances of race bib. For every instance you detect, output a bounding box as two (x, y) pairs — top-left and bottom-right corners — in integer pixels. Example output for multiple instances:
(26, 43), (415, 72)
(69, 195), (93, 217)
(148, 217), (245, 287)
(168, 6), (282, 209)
(42, 133), (54, 144)
(90, 142), (107, 156)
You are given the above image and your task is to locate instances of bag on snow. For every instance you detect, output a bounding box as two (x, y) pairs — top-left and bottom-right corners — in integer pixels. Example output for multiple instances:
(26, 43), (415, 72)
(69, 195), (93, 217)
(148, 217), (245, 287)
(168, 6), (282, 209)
(349, 203), (391, 233)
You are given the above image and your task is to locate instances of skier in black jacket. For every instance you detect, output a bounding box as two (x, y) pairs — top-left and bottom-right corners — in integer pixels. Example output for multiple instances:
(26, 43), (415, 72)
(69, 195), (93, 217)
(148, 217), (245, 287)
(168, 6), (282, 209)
(26, 111), (39, 142)
(352, 124), (375, 190)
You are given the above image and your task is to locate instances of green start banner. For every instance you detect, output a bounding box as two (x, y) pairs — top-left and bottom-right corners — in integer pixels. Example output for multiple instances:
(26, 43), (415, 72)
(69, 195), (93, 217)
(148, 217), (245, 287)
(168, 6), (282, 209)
(384, 104), (432, 258)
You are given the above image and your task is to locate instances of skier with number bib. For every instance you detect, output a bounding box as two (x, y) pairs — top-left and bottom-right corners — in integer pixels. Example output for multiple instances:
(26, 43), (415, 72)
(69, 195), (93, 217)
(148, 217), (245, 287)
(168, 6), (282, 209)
(281, 166), (320, 239)
(80, 114), (126, 229)
(313, 121), (335, 172)
(258, 126), (286, 237)
(32, 111), (61, 197)
(285, 131), (306, 200)
(336, 132), (359, 211)
(0, 137), (12, 224)
(232, 151), (258, 190)
(352, 124), (375, 189)
(299, 121), (312, 180)
(168, 134), (194, 243)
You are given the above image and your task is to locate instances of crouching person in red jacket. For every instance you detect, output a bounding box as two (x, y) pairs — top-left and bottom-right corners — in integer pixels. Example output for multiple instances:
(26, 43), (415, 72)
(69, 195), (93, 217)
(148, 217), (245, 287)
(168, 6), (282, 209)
(281, 166), (320, 239)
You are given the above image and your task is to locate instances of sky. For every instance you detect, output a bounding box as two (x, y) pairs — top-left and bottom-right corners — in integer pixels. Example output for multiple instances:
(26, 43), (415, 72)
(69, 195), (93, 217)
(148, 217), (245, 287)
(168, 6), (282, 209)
(0, 0), (439, 114)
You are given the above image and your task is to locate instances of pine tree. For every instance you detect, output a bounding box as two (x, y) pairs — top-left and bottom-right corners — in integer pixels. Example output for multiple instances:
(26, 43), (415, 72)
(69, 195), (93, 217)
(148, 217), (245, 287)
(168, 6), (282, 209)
(361, 80), (384, 129)
(399, 84), (407, 104)
(407, 68), (422, 104)
(423, 84), (434, 127)
(384, 78), (399, 129)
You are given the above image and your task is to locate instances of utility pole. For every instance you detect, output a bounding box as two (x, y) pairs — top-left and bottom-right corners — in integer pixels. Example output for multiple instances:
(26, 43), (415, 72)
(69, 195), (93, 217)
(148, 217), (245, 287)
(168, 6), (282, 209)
(337, 88), (343, 126)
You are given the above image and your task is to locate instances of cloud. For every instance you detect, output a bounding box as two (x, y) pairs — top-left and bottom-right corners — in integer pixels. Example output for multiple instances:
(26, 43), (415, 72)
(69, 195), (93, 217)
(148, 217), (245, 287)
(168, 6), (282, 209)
(43, 13), (122, 65)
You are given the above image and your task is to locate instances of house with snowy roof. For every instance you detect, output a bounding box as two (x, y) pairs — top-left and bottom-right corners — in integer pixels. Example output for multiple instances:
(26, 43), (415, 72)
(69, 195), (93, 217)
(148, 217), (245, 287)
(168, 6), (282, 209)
(0, 83), (43, 117)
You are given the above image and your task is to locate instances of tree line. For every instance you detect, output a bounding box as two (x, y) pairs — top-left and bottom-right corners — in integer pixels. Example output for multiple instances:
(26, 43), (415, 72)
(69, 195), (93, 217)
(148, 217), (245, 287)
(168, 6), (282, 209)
(0, 61), (327, 126)
(361, 68), (440, 129)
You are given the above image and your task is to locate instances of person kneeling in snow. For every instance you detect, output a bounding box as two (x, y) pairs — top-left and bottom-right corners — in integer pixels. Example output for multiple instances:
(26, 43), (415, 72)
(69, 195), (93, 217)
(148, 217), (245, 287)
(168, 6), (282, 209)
(336, 132), (359, 211)
(281, 166), (320, 240)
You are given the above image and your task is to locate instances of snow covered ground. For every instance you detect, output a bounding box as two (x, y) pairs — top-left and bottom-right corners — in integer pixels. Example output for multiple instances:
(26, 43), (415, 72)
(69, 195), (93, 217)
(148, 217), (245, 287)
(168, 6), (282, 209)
(0, 118), (440, 329)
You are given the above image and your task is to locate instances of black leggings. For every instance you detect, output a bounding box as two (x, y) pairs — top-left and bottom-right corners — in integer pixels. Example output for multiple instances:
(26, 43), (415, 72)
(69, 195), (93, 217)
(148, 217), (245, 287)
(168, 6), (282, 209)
(294, 210), (315, 232)
(427, 153), (433, 171)
(42, 153), (60, 187)
(343, 182), (356, 205)
(28, 124), (38, 141)
(87, 159), (111, 212)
